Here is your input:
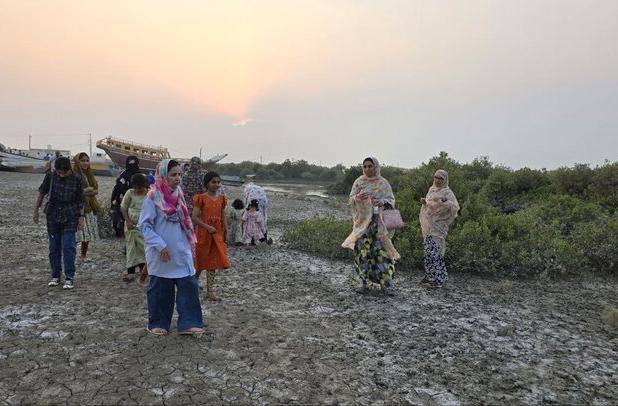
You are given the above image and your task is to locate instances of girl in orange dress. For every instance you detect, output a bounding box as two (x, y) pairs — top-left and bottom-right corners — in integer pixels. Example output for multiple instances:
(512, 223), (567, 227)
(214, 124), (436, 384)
(192, 172), (230, 301)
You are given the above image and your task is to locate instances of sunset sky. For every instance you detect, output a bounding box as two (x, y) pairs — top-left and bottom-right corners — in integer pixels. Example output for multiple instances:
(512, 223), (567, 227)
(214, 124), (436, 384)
(1, 0), (617, 168)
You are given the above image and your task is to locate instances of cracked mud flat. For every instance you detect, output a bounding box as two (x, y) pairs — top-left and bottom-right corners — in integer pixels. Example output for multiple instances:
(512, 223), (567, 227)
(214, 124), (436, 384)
(0, 171), (616, 405)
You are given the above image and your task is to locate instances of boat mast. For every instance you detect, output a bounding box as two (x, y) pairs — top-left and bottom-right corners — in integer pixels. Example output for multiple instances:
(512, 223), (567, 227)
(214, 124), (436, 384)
(88, 133), (92, 157)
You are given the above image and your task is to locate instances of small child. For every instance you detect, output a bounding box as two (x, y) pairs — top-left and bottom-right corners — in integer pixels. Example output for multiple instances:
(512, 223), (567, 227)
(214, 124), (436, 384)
(226, 199), (245, 246)
(120, 173), (148, 282)
(242, 199), (265, 245)
(192, 172), (231, 301)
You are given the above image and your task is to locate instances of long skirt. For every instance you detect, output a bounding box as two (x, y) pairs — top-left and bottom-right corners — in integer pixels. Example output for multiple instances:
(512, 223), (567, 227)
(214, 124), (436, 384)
(353, 217), (395, 288)
(125, 229), (145, 269)
(76, 212), (100, 242)
(423, 236), (448, 285)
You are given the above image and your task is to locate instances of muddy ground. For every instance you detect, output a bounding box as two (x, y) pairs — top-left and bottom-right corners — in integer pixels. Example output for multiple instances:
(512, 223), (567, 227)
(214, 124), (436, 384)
(0, 171), (616, 405)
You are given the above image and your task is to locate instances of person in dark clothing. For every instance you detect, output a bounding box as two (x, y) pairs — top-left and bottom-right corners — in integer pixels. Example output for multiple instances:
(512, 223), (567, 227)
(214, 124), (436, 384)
(33, 157), (85, 289)
(110, 156), (141, 237)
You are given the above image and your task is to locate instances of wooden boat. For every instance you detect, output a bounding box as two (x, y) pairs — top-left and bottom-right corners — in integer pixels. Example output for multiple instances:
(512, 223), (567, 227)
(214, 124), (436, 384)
(96, 137), (170, 172)
(96, 136), (228, 172)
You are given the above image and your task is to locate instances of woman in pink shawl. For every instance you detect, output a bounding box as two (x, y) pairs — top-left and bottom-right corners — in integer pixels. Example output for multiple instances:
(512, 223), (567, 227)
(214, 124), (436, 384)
(419, 169), (460, 288)
(342, 157), (400, 295)
(138, 159), (203, 335)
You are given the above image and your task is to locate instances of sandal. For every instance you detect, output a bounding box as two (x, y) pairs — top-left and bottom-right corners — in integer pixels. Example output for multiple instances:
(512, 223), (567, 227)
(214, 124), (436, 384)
(136, 267), (149, 288)
(178, 327), (205, 335)
(427, 283), (443, 289)
(147, 328), (169, 336)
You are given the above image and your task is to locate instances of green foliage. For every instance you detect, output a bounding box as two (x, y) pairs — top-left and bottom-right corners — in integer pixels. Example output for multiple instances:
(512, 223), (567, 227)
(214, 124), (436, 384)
(446, 213), (580, 276)
(292, 152), (618, 277)
(214, 159), (345, 182)
(327, 164), (406, 195)
(281, 218), (352, 260)
(590, 162), (618, 213)
(482, 168), (551, 213)
(327, 166), (362, 195)
(551, 164), (595, 197)
(524, 194), (608, 235)
(571, 215), (618, 274)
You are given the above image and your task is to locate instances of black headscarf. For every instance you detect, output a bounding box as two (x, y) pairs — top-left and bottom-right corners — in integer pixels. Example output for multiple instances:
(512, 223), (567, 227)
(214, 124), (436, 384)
(111, 156), (141, 204)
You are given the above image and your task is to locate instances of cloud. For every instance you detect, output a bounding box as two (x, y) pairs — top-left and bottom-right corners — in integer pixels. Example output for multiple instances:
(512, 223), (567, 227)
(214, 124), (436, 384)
(232, 118), (253, 127)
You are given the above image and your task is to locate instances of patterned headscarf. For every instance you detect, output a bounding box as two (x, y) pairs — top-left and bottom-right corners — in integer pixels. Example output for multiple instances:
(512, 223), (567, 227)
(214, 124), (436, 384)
(363, 157), (381, 179)
(432, 169), (449, 189)
(148, 159), (196, 248)
(348, 157), (395, 207)
(181, 157), (204, 206)
(419, 169), (459, 255)
(72, 152), (103, 214)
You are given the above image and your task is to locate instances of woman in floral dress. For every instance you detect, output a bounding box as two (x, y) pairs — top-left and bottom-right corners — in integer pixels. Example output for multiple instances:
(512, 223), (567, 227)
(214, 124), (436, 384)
(342, 157), (400, 295)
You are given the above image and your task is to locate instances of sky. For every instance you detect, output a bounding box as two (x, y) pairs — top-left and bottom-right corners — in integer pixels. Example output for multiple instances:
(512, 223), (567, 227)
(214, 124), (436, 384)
(1, 0), (617, 169)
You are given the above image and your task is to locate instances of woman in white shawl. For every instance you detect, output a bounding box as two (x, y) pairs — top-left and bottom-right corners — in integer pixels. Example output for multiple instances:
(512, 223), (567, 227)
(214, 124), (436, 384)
(419, 169), (460, 288)
(342, 157), (400, 295)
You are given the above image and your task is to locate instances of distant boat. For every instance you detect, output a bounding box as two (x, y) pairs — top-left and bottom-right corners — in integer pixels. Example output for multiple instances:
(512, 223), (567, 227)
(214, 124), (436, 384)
(96, 136), (228, 172)
(220, 175), (244, 186)
(0, 143), (121, 176)
(0, 150), (47, 173)
(0, 143), (67, 173)
(90, 151), (122, 177)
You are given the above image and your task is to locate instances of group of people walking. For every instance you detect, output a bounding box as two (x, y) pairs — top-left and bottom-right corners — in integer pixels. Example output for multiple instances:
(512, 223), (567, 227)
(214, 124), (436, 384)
(342, 157), (459, 293)
(33, 152), (458, 335)
(33, 153), (269, 335)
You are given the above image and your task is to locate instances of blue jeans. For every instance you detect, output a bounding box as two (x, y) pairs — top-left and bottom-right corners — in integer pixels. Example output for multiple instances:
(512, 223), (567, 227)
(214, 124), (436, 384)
(47, 222), (77, 281)
(147, 275), (204, 331)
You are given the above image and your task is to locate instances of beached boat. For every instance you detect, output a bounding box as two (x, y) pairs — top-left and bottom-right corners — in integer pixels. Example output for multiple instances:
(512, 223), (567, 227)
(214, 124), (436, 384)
(96, 137), (170, 172)
(90, 151), (122, 177)
(0, 143), (120, 176)
(0, 144), (58, 173)
(96, 136), (228, 172)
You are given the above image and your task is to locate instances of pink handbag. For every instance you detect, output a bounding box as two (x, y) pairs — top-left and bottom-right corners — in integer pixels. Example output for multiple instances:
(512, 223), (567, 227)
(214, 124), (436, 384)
(382, 208), (405, 230)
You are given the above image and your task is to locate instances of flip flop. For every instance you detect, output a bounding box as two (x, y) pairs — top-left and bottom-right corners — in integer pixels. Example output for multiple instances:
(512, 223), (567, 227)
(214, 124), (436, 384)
(178, 328), (205, 336)
(147, 328), (169, 336)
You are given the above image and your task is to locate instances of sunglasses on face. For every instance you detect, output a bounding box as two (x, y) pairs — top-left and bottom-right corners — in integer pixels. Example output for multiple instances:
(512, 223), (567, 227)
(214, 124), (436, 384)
(434, 176), (444, 180)
(363, 165), (374, 169)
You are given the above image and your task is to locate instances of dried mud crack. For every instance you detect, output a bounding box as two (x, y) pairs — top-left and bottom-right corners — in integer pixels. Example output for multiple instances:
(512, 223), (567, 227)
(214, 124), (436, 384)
(0, 172), (616, 405)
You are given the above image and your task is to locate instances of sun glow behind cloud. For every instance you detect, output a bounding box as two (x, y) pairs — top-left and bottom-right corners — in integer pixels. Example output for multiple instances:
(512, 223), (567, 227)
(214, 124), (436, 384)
(3, 1), (617, 168)
(0, 1), (413, 120)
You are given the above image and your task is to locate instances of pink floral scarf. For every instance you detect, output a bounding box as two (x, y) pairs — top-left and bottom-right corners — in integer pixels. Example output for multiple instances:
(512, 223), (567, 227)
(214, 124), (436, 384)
(148, 159), (197, 248)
